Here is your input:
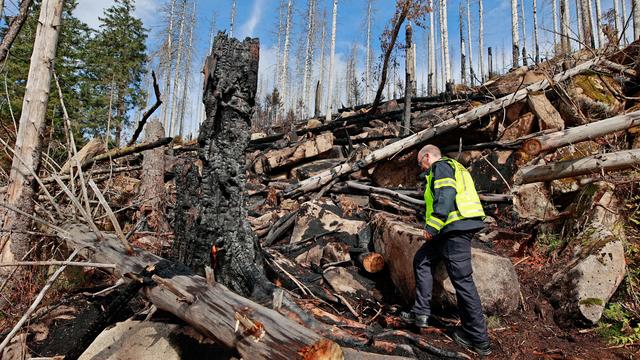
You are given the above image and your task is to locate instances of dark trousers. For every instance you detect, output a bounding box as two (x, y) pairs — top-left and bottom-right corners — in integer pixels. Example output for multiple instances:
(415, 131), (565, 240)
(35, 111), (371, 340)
(412, 230), (489, 344)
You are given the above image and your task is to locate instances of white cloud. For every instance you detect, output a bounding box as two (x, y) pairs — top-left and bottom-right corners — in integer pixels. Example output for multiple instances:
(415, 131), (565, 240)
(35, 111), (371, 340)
(238, 0), (264, 38)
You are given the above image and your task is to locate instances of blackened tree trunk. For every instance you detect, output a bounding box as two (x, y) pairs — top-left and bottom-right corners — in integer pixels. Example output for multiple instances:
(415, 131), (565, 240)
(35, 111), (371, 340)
(173, 33), (270, 299)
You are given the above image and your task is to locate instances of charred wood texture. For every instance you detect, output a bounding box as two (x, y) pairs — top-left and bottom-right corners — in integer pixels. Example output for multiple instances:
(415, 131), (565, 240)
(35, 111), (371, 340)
(173, 33), (270, 298)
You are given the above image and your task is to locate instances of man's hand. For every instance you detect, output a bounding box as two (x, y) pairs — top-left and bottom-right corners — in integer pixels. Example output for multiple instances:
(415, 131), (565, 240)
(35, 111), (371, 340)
(423, 230), (433, 241)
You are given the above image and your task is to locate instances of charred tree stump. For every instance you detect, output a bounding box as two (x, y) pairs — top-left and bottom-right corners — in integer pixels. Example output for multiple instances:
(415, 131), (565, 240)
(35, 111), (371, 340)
(172, 34), (270, 299)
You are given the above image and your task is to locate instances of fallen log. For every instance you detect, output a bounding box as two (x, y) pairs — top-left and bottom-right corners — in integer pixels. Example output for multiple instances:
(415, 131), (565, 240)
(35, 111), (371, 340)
(526, 92), (564, 131)
(81, 137), (173, 168)
(59, 224), (343, 360)
(522, 110), (640, 156)
(284, 58), (601, 198)
(346, 181), (423, 207)
(514, 149), (640, 184)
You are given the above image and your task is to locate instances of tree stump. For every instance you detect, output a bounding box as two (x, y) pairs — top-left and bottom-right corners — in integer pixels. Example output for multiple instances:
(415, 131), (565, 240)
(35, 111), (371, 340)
(172, 33), (270, 299)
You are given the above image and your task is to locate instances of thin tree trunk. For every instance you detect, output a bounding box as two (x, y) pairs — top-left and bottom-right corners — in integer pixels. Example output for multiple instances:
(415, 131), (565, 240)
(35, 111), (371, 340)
(622, 0), (628, 44)
(178, 2), (195, 138)
(0, 0), (33, 64)
(580, 0), (595, 48)
(403, 23), (413, 136)
(511, 0), (520, 68)
(553, 0), (559, 49)
(466, 0), (474, 86)
(633, 0), (640, 39)
(318, 8), (326, 117)
(429, 0), (436, 94)
(281, 0), (293, 122)
(441, 0), (451, 84)
(587, 0), (596, 47)
(533, 0), (540, 63)
(325, 0), (338, 122)
(438, 3), (445, 91)
(613, 0), (620, 42)
(0, 0), (63, 289)
(460, 6), (467, 85)
(302, 0), (316, 117)
(478, 0), (484, 83)
(576, 0), (584, 48)
(275, 1), (284, 98)
(595, 0), (604, 47)
(520, 0), (527, 66)
(162, 0), (176, 131)
(230, 0), (237, 37)
(365, 0), (373, 103)
(169, 0), (186, 136)
(560, 0), (571, 53)
(488, 47), (493, 78)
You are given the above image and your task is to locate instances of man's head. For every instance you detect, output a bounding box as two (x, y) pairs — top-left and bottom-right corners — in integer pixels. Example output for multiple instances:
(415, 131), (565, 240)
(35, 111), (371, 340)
(417, 145), (442, 171)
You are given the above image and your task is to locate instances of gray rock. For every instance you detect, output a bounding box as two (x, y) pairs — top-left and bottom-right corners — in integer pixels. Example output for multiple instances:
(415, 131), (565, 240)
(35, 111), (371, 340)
(544, 182), (627, 326)
(79, 319), (230, 360)
(432, 247), (521, 315)
(544, 225), (626, 325)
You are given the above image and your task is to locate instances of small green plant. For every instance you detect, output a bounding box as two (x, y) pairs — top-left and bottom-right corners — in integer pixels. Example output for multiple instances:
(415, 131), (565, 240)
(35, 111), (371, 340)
(597, 303), (640, 346)
(486, 315), (502, 329)
(537, 232), (564, 254)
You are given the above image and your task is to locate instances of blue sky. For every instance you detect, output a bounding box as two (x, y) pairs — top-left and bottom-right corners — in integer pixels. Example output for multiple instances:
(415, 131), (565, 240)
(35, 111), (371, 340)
(71, 0), (632, 136)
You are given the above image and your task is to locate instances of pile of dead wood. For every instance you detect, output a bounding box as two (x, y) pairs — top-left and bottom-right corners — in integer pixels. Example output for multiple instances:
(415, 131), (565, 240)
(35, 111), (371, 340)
(2, 35), (640, 360)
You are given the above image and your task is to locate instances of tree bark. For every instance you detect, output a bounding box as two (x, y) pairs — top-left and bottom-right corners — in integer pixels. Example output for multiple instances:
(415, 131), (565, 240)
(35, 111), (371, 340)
(161, 0), (176, 130)
(326, 0), (337, 122)
(0, 0), (33, 64)
(511, 0), (520, 67)
(173, 34), (269, 299)
(595, 0), (604, 48)
(60, 224), (344, 360)
(522, 109), (640, 156)
(466, 0), (474, 86)
(441, 0), (451, 84)
(0, 0), (63, 272)
(579, 0), (595, 48)
(553, 0), (559, 49)
(514, 149), (640, 184)
(283, 58), (601, 198)
(169, 0), (186, 137)
(560, 0), (571, 53)
(403, 23), (413, 136)
(429, 0), (436, 94)
(533, 0), (540, 63)
(138, 119), (170, 235)
(634, 0), (640, 40)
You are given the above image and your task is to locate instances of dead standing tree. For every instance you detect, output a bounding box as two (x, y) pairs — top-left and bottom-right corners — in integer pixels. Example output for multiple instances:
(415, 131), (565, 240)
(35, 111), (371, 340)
(172, 34), (272, 299)
(0, 0), (64, 288)
(372, 0), (429, 112)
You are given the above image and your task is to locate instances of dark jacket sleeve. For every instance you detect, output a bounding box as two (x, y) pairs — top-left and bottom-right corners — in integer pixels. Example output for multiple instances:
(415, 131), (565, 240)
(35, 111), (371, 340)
(425, 161), (457, 236)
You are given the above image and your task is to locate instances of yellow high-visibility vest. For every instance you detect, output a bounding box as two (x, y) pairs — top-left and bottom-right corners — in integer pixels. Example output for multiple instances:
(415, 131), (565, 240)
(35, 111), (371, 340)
(424, 157), (485, 232)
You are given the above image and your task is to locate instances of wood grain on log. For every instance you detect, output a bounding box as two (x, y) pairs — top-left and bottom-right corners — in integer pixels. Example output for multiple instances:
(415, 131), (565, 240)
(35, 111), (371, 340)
(527, 92), (565, 131)
(514, 149), (640, 184)
(522, 110), (640, 156)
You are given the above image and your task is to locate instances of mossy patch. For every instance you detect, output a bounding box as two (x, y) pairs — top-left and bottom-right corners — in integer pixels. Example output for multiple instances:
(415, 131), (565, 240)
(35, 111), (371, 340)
(580, 297), (604, 306)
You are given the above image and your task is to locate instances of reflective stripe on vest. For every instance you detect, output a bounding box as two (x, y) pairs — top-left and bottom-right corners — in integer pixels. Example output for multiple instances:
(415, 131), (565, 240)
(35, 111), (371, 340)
(424, 157), (486, 230)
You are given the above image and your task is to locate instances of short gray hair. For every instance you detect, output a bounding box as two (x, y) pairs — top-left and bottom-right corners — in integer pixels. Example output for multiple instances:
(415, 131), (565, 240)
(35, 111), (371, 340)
(417, 144), (441, 162)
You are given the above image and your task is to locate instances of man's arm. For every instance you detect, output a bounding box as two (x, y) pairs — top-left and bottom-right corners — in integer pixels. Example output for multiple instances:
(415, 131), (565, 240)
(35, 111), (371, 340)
(425, 161), (457, 237)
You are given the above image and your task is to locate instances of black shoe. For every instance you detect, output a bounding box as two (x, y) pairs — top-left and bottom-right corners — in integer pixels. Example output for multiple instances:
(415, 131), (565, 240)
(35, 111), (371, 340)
(414, 314), (429, 328)
(452, 329), (492, 356)
(399, 311), (415, 324)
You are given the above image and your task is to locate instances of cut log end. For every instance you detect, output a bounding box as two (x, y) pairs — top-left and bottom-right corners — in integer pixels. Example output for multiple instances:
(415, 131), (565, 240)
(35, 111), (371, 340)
(522, 138), (542, 156)
(299, 338), (343, 360)
(358, 252), (385, 273)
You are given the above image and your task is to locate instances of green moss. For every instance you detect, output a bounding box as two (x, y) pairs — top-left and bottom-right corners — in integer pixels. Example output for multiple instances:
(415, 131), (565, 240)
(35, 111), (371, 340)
(580, 297), (604, 306)
(574, 75), (617, 106)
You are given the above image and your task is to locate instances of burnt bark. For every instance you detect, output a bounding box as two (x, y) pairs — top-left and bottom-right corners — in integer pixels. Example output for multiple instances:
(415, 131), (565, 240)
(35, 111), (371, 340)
(173, 33), (270, 299)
